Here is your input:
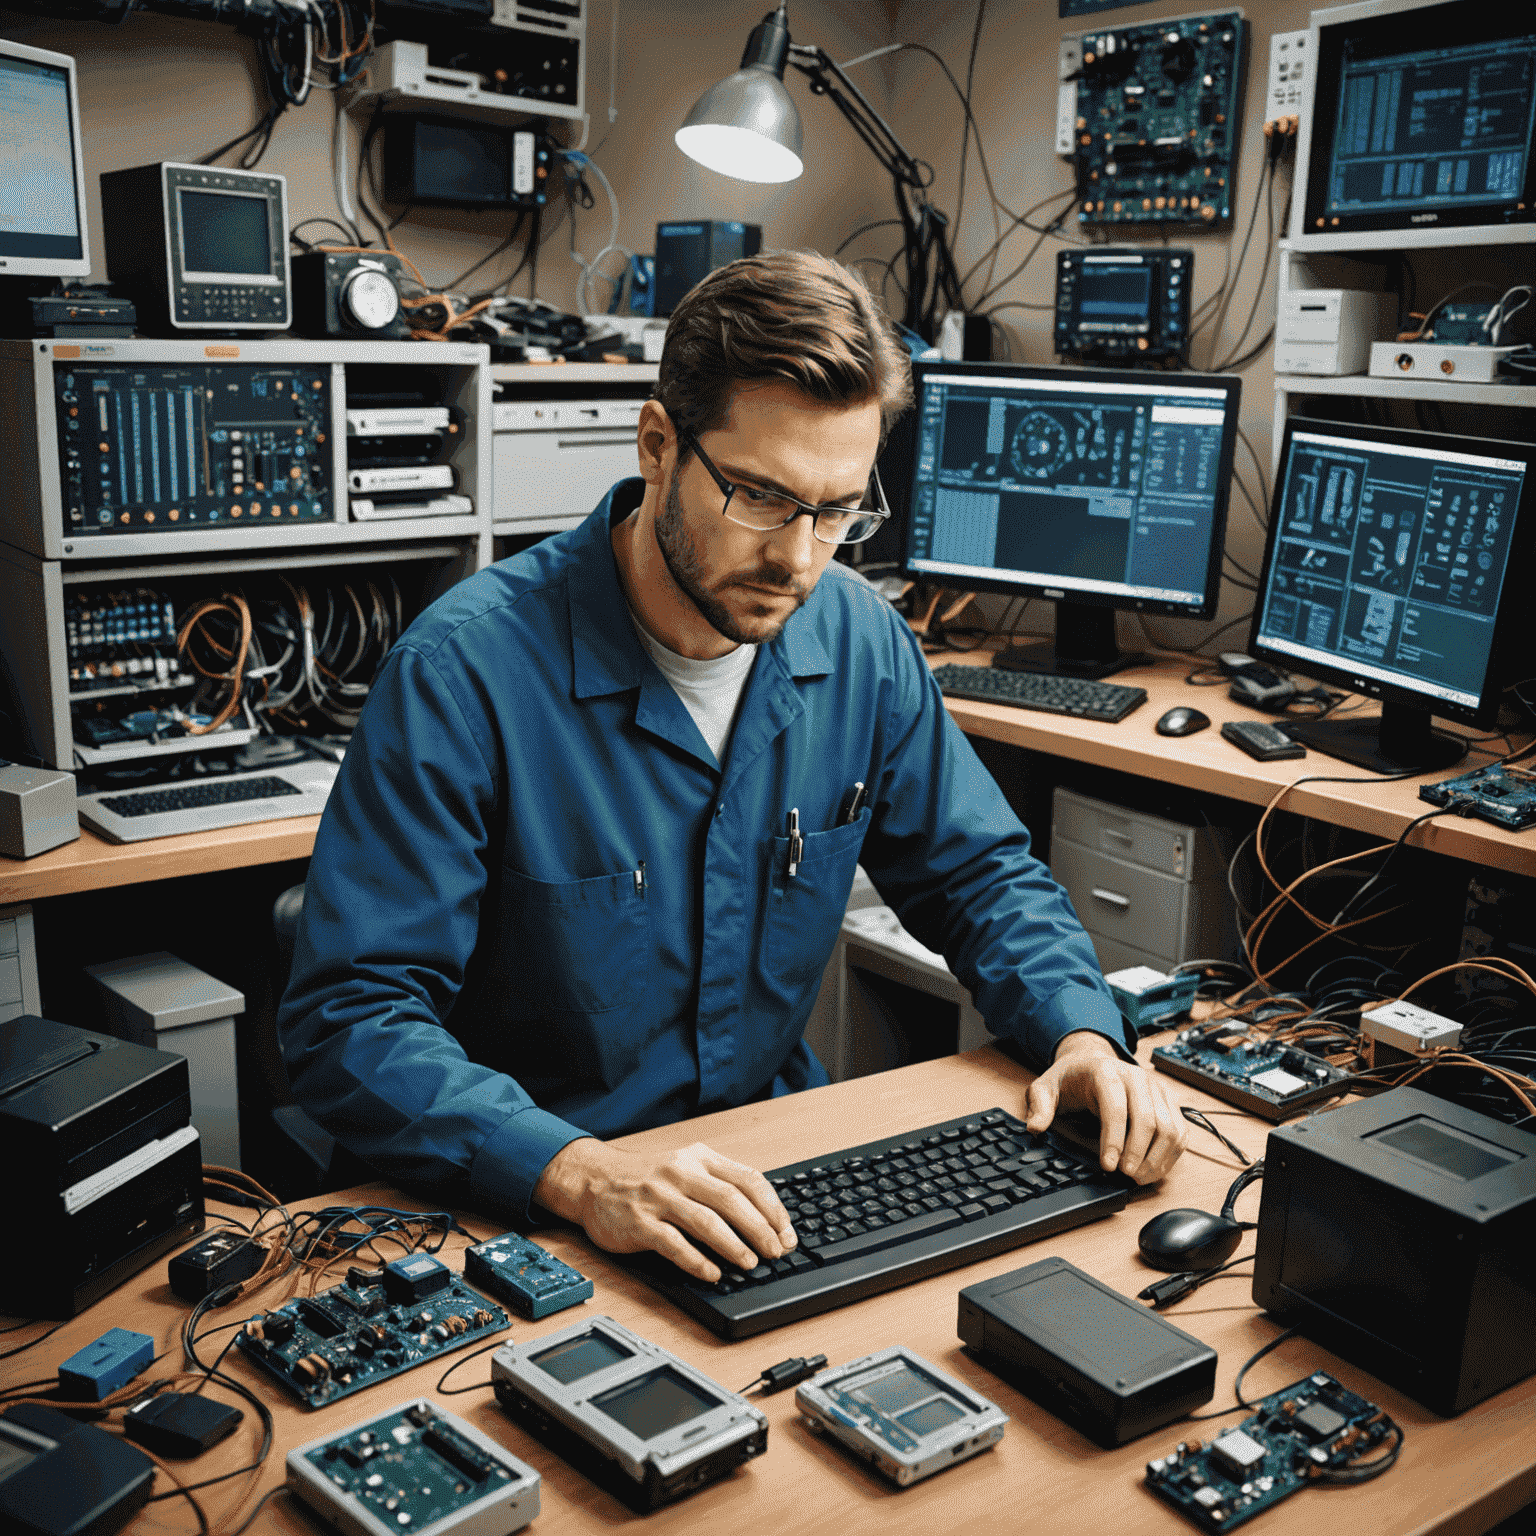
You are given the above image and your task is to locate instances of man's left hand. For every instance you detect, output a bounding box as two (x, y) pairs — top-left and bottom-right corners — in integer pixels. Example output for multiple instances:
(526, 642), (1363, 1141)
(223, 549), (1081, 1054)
(1024, 1030), (1187, 1184)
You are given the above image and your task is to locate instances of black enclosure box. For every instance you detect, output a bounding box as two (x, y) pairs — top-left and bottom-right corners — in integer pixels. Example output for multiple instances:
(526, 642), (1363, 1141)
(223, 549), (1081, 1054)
(958, 1256), (1216, 1446)
(653, 221), (761, 316)
(0, 1015), (204, 1317)
(1252, 1086), (1536, 1415)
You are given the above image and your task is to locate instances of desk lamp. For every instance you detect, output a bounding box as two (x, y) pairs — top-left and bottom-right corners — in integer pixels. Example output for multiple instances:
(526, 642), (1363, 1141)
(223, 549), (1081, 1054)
(675, 1), (961, 340)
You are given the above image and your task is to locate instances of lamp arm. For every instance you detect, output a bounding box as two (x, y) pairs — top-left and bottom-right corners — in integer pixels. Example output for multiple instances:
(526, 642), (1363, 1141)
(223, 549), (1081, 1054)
(786, 43), (927, 191)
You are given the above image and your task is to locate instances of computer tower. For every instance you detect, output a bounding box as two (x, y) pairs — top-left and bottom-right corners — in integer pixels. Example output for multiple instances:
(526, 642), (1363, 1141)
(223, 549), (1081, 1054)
(1252, 1086), (1536, 1415)
(653, 222), (762, 316)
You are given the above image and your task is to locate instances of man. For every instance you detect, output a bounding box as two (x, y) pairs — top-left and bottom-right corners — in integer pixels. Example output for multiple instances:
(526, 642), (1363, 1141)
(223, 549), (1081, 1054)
(279, 250), (1186, 1285)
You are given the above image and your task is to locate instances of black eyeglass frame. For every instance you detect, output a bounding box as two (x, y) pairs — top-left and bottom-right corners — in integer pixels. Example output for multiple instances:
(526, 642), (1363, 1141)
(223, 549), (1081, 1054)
(679, 428), (892, 545)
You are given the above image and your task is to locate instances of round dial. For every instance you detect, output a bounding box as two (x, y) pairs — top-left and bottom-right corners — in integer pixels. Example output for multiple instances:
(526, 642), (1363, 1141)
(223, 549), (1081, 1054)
(340, 267), (401, 331)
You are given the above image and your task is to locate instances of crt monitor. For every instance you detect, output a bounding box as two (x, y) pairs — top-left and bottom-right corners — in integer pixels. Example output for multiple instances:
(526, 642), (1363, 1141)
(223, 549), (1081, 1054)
(901, 362), (1241, 679)
(1290, 0), (1536, 252)
(0, 38), (90, 281)
(1250, 417), (1536, 773)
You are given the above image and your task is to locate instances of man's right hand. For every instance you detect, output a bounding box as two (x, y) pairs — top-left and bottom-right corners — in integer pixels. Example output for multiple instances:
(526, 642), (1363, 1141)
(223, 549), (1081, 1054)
(531, 1137), (797, 1283)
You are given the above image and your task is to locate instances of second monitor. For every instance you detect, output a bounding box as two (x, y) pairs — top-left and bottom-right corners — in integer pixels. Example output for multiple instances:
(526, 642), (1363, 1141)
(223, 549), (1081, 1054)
(901, 362), (1240, 678)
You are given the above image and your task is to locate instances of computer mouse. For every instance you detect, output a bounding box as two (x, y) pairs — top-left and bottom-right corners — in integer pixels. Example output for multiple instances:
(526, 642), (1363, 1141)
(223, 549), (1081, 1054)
(1137, 1208), (1244, 1271)
(1155, 706), (1211, 737)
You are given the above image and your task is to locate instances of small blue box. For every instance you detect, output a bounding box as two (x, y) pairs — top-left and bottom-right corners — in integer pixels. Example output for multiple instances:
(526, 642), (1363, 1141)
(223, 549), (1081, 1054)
(1106, 966), (1199, 1037)
(59, 1327), (156, 1400)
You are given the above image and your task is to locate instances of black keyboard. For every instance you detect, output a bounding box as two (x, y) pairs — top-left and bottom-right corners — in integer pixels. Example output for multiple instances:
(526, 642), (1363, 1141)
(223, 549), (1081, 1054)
(622, 1109), (1130, 1339)
(932, 665), (1147, 723)
(98, 775), (304, 818)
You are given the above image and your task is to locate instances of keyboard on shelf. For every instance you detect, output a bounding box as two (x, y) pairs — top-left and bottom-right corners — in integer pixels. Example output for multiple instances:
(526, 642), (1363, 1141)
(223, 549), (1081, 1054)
(77, 761), (338, 844)
(621, 1109), (1130, 1340)
(931, 665), (1147, 723)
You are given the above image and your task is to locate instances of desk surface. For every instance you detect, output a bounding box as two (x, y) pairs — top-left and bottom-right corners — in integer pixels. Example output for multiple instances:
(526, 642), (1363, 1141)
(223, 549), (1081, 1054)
(936, 652), (1536, 878)
(5, 655), (1530, 905)
(5, 1049), (1530, 1536)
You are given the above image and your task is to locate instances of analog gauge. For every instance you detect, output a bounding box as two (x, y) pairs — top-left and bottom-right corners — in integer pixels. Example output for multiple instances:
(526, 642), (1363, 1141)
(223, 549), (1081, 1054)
(1010, 411), (1072, 480)
(340, 267), (401, 331)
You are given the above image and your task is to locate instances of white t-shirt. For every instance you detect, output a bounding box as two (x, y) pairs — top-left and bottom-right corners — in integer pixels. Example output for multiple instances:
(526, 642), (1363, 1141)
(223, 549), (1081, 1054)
(629, 613), (758, 766)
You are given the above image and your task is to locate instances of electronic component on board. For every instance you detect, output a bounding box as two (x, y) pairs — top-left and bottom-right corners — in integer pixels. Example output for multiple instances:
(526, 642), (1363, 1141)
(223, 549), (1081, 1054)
(1069, 12), (1248, 227)
(1144, 1372), (1398, 1530)
(794, 1346), (1007, 1486)
(1152, 1028), (1350, 1120)
(234, 1267), (507, 1408)
(465, 1232), (593, 1320)
(1419, 763), (1536, 830)
(287, 1398), (541, 1536)
(1055, 247), (1192, 363)
(491, 1315), (767, 1511)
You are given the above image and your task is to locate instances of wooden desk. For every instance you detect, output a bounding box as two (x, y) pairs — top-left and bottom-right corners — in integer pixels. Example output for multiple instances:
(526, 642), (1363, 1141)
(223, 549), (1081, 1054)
(936, 653), (1536, 878)
(6, 1049), (1529, 1535)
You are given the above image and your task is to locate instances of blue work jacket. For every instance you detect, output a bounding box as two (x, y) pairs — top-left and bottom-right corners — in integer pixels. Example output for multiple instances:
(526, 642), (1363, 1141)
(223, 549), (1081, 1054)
(278, 480), (1132, 1224)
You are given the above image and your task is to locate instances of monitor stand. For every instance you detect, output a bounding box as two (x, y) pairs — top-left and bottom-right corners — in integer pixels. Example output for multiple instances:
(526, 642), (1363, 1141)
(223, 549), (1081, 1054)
(991, 601), (1145, 681)
(1284, 699), (1464, 775)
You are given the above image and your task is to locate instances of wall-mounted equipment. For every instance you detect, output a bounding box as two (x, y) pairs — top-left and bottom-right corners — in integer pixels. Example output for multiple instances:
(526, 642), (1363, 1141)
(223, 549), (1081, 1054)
(1068, 11), (1248, 226)
(653, 222), (761, 316)
(1054, 247), (1192, 363)
(99, 163), (290, 334)
(1290, 0), (1536, 253)
(384, 117), (551, 209)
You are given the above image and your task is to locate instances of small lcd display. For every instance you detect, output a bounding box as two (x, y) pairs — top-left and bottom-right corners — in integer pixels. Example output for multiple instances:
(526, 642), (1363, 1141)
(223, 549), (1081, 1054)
(415, 118), (510, 205)
(854, 1365), (948, 1417)
(1078, 266), (1152, 323)
(591, 1367), (718, 1441)
(531, 1332), (632, 1384)
(897, 1397), (967, 1437)
(178, 189), (271, 276)
(1367, 1115), (1519, 1181)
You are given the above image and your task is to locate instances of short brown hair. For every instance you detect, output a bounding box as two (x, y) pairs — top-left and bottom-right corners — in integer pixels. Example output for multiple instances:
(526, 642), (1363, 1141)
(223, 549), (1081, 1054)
(654, 249), (913, 452)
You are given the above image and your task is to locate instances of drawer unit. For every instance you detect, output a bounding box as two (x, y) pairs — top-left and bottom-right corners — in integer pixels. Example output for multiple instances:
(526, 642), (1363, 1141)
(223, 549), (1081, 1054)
(492, 396), (646, 534)
(0, 904), (42, 1026)
(1050, 787), (1236, 976)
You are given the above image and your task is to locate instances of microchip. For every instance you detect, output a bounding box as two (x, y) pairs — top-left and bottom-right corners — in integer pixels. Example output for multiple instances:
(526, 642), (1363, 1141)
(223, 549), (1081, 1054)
(1295, 1402), (1346, 1443)
(1211, 1428), (1267, 1478)
(1250, 1067), (1307, 1096)
(1194, 1487), (1223, 1508)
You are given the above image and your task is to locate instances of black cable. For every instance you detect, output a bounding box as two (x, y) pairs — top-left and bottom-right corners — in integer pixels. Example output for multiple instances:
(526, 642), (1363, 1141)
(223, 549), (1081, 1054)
(1329, 806), (1459, 927)
(199, 103), (285, 169)
(953, 0), (988, 237)
(435, 1339), (505, 1395)
(1180, 1106), (1251, 1164)
(0, 1321), (64, 1359)
(1219, 1159), (1265, 1224)
(1184, 1325), (1303, 1420)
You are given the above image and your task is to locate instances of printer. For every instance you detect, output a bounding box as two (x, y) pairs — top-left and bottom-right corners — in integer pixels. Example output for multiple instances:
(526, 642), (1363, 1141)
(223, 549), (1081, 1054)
(0, 1015), (205, 1318)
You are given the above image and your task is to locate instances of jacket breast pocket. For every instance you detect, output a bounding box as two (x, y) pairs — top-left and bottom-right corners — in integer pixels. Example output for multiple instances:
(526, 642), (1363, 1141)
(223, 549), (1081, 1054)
(762, 811), (869, 1005)
(498, 866), (650, 1021)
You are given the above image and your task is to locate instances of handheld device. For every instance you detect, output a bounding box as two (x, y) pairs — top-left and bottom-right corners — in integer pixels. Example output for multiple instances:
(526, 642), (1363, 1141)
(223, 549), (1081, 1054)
(794, 1346), (1007, 1486)
(902, 362), (1241, 679)
(1054, 248), (1193, 364)
(490, 1315), (767, 1511)
(286, 1398), (540, 1536)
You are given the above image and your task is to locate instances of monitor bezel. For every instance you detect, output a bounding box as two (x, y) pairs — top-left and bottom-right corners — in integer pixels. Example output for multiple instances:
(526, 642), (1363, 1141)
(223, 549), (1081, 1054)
(1249, 415), (1536, 731)
(0, 37), (91, 281)
(1288, 0), (1536, 254)
(899, 360), (1240, 623)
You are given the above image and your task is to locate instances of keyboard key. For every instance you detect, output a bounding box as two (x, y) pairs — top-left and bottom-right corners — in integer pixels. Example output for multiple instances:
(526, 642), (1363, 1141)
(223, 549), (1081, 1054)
(809, 1207), (963, 1265)
(958, 1203), (988, 1221)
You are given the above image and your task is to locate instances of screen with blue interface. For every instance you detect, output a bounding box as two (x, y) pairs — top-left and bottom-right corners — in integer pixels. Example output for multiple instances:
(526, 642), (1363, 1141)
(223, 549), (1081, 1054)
(905, 370), (1233, 612)
(0, 50), (83, 262)
(1255, 427), (1526, 712)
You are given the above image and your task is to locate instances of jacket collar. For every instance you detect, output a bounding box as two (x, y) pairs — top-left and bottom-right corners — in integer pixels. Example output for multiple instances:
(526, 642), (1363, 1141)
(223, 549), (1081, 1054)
(568, 479), (833, 703)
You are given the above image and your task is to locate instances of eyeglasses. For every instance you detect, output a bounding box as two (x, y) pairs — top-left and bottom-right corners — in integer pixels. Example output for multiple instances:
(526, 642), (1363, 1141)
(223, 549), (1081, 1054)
(680, 428), (891, 545)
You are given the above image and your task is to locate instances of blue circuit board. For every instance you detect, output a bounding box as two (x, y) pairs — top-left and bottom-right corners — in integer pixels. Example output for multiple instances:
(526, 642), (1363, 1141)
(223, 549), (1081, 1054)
(1145, 1372), (1396, 1531)
(234, 1259), (508, 1408)
(1420, 764), (1536, 830)
(1152, 1030), (1352, 1121)
(465, 1232), (593, 1320)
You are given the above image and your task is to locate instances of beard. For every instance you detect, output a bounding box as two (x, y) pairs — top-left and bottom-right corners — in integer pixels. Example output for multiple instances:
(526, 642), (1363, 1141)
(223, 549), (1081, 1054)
(653, 468), (809, 647)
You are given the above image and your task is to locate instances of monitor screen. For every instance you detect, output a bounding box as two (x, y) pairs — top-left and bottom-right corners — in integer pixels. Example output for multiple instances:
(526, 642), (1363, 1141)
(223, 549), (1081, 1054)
(0, 41), (88, 277)
(177, 188), (273, 278)
(902, 363), (1239, 675)
(1293, 0), (1536, 251)
(1251, 418), (1534, 769)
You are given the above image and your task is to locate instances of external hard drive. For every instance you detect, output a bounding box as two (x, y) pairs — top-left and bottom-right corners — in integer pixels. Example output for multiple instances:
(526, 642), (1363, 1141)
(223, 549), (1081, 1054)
(958, 1256), (1216, 1445)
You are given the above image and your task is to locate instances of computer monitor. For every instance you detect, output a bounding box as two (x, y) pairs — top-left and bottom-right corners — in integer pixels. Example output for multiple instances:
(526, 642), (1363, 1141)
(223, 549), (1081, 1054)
(0, 38), (91, 281)
(1250, 417), (1536, 773)
(901, 362), (1241, 678)
(1290, 0), (1536, 253)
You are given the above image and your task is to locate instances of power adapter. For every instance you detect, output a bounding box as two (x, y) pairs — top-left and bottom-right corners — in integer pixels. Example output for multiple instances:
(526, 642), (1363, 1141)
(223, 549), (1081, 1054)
(123, 1392), (243, 1458)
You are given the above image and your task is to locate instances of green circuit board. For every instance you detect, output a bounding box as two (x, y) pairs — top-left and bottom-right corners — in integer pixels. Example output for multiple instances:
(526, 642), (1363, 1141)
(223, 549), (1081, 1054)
(1072, 11), (1248, 226)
